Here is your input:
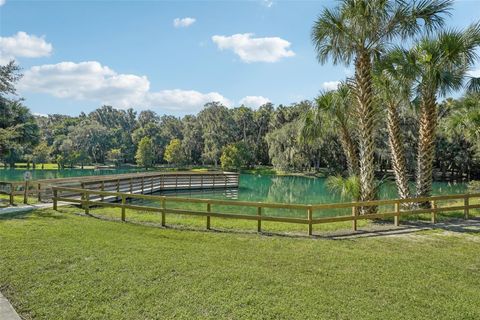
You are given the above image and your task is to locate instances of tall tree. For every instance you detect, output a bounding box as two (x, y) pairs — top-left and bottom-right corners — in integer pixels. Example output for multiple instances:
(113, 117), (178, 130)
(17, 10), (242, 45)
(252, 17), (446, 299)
(198, 102), (235, 166)
(412, 24), (480, 199)
(374, 49), (417, 200)
(312, 0), (452, 211)
(135, 137), (154, 169)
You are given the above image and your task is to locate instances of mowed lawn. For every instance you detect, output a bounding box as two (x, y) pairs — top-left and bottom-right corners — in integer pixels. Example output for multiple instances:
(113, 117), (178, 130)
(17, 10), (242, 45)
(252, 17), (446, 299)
(1, 209), (480, 319)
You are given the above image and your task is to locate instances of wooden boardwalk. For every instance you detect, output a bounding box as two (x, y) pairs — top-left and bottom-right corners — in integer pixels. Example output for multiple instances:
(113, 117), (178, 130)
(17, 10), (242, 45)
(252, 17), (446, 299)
(0, 171), (239, 205)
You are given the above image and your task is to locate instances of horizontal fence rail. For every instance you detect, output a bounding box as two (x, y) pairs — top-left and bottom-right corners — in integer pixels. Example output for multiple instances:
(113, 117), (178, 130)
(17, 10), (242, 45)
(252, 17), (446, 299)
(0, 171), (239, 205)
(51, 186), (480, 235)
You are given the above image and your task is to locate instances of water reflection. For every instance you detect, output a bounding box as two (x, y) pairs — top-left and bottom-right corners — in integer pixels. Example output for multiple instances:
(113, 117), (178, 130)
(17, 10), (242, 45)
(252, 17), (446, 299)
(161, 174), (468, 205)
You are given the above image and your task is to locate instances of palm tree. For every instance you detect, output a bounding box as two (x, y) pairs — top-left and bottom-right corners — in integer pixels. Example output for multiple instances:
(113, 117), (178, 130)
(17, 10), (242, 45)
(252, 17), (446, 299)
(300, 85), (359, 176)
(374, 49), (417, 200)
(312, 0), (452, 212)
(412, 24), (480, 200)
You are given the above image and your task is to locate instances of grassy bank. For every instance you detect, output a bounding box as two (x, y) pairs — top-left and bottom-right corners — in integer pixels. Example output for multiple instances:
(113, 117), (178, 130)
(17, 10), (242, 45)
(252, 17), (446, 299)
(1, 208), (480, 319)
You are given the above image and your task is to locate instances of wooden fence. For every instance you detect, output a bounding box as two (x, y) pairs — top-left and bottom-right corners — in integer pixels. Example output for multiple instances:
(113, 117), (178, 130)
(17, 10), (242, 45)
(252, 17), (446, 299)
(52, 186), (480, 235)
(0, 171), (239, 205)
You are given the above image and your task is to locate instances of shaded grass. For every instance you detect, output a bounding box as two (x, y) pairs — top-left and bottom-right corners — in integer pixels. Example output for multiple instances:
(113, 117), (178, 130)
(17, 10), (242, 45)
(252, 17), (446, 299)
(1, 208), (480, 319)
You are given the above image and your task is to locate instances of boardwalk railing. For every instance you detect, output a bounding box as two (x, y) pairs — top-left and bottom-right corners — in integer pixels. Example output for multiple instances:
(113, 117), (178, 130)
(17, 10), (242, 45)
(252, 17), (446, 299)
(0, 171), (239, 205)
(52, 186), (480, 235)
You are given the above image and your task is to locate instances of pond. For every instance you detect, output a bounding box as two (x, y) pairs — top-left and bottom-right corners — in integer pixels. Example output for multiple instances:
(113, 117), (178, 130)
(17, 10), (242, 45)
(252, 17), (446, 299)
(1, 169), (467, 217)
(143, 174), (467, 218)
(159, 174), (467, 204)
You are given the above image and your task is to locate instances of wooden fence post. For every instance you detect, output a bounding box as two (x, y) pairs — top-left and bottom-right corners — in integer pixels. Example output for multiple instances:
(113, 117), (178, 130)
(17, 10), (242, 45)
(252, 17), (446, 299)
(464, 195), (469, 220)
(100, 181), (104, 201)
(116, 179), (120, 201)
(352, 206), (357, 231)
(431, 200), (437, 224)
(394, 201), (400, 226)
(121, 195), (126, 221)
(150, 176), (154, 194)
(161, 198), (166, 227)
(129, 178), (133, 193)
(207, 203), (211, 230)
(257, 207), (262, 233)
(23, 180), (28, 204)
(308, 206), (313, 236)
(37, 183), (42, 202)
(53, 189), (57, 211)
(9, 183), (14, 205)
(84, 191), (89, 215)
(141, 177), (145, 194)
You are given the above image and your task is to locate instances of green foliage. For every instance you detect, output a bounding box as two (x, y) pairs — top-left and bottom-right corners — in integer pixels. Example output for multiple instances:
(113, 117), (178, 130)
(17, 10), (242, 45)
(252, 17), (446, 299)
(107, 148), (123, 166)
(135, 137), (155, 168)
(220, 142), (252, 170)
(32, 142), (51, 168)
(326, 175), (361, 202)
(164, 138), (186, 165)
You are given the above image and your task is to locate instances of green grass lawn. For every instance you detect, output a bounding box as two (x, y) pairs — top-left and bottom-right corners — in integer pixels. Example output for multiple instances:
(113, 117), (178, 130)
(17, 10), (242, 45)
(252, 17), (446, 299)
(1, 207), (480, 320)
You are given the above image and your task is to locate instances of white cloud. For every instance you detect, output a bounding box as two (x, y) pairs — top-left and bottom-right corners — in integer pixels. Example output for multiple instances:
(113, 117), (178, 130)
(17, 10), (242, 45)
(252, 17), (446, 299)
(212, 33), (295, 63)
(19, 61), (232, 113)
(0, 0), (5, 6)
(322, 81), (341, 91)
(261, 0), (274, 8)
(467, 68), (480, 78)
(173, 17), (196, 28)
(0, 31), (53, 64)
(146, 90), (232, 112)
(239, 96), (270, 108)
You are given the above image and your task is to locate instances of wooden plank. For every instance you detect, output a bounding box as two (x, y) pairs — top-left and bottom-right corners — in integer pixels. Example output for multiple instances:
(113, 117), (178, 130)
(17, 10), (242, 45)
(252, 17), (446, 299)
(161, 198), (166, 227)
(394, 202), (400, 226)
(121, 195), (126, 221)
(352, 205), (357, 231)
(257, 207), (262, 233)
(308, 206), (313, 235)
(207, 203), (211, 230)
(464, 196), (469, 220)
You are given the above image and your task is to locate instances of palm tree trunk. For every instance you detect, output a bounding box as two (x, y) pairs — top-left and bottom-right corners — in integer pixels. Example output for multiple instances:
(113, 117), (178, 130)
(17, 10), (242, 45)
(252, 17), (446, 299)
(416, 91), (437, 204)
(354, 52), (376, 213)
(338, 125), (359, 177)
(386, 102), (410, 200)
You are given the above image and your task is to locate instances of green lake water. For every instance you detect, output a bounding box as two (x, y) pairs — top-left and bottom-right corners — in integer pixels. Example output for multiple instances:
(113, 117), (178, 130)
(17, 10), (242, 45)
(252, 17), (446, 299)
(159, 174), (466, 203)
(150, 174), (467, 218)
(1, 169), (467, 217)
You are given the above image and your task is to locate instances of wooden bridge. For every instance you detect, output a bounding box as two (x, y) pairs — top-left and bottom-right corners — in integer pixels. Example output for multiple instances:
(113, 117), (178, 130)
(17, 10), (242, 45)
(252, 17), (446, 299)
(0, 171), (239, 205)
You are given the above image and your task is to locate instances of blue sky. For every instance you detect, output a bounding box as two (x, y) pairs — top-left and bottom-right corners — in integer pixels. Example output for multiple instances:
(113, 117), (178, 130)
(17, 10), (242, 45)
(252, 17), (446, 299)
(1, 0), (480, 116)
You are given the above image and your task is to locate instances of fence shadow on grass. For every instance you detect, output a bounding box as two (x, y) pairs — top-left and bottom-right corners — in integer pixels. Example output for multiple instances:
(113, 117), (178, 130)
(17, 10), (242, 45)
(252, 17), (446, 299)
(62, 206), (480, 241)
